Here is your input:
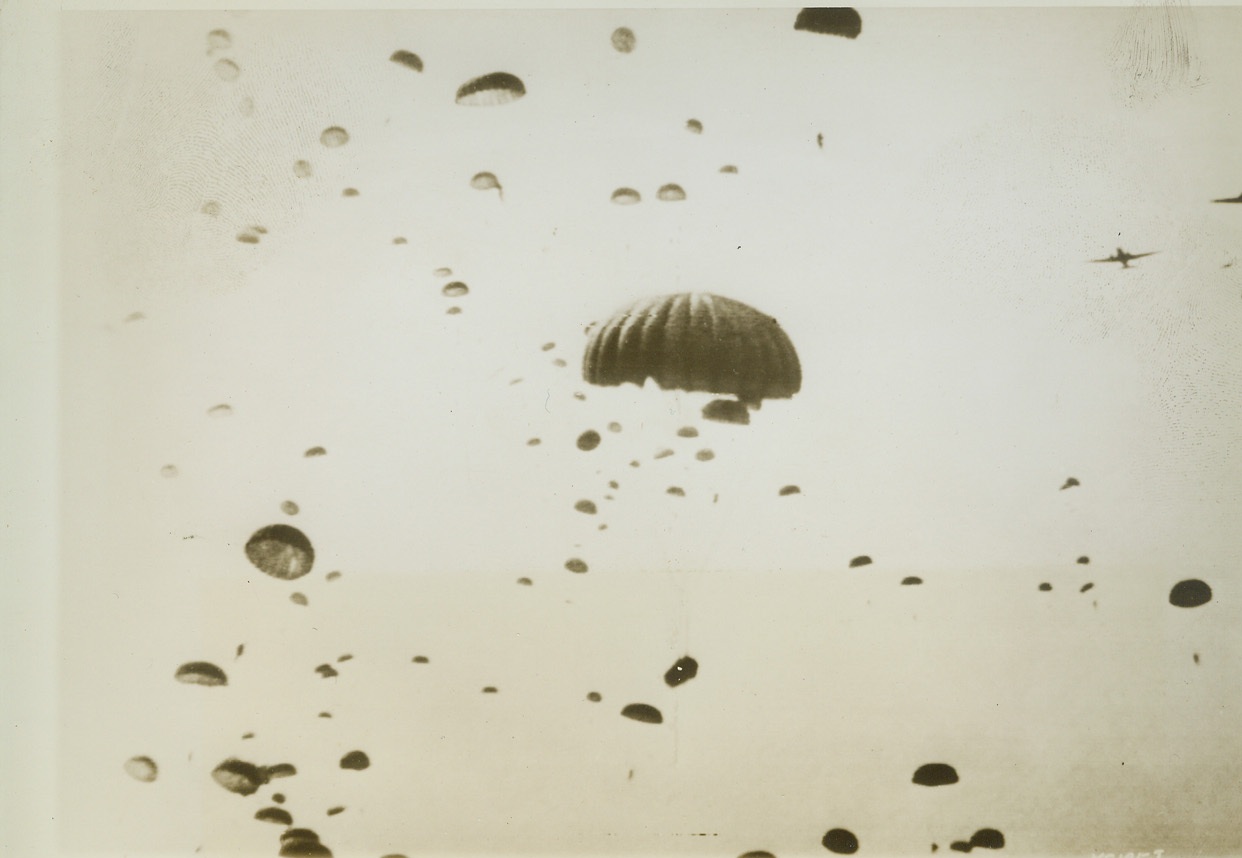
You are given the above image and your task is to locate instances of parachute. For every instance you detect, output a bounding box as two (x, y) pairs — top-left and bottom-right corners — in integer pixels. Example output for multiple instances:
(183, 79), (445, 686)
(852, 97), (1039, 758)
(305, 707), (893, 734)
(611, 27), (637, 53)
(582, 293), (801, 408)
(611, 188), (641, 205)
(124, 756), (158, 782)
(664, 656), (698, 687)
(339, 750), (370, 770)
(256, 807), (294, 825)
(212, 758), (268, 795)
(620, 703), (663, 724)
(245, 524), (314, 580)
(470, 172), (503, 199)
(175, 661), (228, 687)
(794, 8), (862, 39)
(656, 183), (686, 201)
(320, 126), (349, 148)
(389, 50), (423, 72)
(455, 72), (526, 106)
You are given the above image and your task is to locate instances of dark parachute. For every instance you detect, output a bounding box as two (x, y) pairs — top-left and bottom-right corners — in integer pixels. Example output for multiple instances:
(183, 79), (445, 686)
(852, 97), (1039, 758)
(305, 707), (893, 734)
(211, 758), (269, 795)
(912, 762), (959, 786)
(456, 72), (526, 106)
(582, 293), (801, 409)
(245, 524), (314, 580)
(175, 661), (228, 687)
(795, 8), (862, 39)
(621, 703), (663, 724)
(256, 807), (294, 825)
(390, 50), (423, 72)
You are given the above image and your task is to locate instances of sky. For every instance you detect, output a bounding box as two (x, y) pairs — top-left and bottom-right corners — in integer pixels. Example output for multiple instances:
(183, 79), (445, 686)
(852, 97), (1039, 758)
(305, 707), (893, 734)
(5, 4), (1242, 858)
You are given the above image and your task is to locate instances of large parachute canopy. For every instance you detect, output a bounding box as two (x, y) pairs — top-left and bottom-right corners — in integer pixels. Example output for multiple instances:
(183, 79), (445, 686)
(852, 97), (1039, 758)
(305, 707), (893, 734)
(582, 293), (801, 408)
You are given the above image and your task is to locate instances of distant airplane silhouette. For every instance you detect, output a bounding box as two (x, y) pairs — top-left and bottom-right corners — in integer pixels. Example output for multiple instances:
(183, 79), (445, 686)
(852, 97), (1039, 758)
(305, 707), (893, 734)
(1212, 192), (1242, 203)
(1091, 247), (1157, 269)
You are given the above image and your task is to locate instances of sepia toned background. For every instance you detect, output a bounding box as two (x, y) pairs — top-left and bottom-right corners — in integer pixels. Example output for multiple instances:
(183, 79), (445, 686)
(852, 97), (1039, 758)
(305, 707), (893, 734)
(5, 3), (1242, 857)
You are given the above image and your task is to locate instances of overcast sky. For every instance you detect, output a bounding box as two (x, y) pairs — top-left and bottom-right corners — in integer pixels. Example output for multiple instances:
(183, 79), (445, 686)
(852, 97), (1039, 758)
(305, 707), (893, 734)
(29, 5), (1242, 857)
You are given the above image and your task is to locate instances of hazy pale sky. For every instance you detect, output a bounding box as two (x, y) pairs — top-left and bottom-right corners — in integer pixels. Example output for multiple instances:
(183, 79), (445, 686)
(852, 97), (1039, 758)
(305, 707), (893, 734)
(20, 4), (1242, 858)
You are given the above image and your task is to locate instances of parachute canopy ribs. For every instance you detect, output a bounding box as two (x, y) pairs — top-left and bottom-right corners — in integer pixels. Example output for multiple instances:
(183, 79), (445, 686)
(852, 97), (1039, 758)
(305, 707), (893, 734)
(582, 293), (801, 405)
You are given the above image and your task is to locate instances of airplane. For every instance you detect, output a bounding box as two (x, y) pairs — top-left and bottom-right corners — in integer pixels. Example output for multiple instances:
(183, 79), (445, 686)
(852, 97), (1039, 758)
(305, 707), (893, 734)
(1212, 192), (1242, 203)
(1090, 247), (1158, 269)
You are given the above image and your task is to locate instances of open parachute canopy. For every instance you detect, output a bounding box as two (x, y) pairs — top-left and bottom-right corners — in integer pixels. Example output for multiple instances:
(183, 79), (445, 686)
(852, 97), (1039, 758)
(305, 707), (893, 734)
(455, 72), (526, 106)
(794, 8), (863, 39)
(582, 293), (801, 407)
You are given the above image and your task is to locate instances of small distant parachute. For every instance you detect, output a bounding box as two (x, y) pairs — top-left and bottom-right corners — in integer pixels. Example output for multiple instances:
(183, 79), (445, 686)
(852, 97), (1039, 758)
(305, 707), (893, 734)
(719, 165), (739, 174)
(456, 72), (526, 106)
(175, 661), (228, 687)
(912, 762), (959, 786)
(664, 656), (698, 687)
(611, 27), (637, 53)
(794, 8), (862, 39)
(256, 807), (294, 825)
(124, 756), (158, 782)
(339, 750), (370, 770)
(621, 703), (663, 724)
(583, 293), (801, 409)
(470, 172), (503, 199)
(970, 829), (1005, 850)
(611, 188), (641, 205)
(686, 119), (703, 134)
(656, 183), (686, 201)
(320, 126), (349, 148)
(264, 763), (297, 780)
(704, 398), (750, 424)
(280, 828), (332, 857)
(212, 759), (269, 795)
(822, 829), (860, 855)
(1169, 578), (1212, 608)
(390, 50), (423, 72)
